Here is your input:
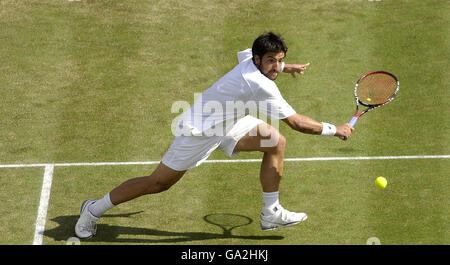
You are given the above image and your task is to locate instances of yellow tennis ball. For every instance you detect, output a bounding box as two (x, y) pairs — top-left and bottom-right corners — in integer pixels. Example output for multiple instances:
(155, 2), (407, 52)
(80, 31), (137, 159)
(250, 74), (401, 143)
(375, 176), (388, 189)
(367, 97), (372, 102)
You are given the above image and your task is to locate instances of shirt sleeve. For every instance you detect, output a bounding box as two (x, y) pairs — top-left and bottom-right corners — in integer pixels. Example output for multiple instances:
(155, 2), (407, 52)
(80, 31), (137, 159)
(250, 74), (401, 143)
(237, 48), (253, 63)
(256, 83), (296, 120)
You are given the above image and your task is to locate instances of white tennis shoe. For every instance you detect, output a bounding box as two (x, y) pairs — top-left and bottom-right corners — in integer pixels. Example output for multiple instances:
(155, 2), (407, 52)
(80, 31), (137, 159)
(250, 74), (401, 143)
(260, 205), (307, 231)
(75, 200), (99, 239)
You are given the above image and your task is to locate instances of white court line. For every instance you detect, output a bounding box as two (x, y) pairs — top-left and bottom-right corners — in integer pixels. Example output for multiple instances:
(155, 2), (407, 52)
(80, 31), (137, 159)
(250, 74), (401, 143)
(0, 155), (449, 168)
(208, 155), (450, 163)
(32, 164), (54, 245)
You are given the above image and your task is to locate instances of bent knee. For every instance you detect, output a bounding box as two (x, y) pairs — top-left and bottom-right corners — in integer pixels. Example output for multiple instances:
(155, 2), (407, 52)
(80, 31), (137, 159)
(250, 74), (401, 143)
(262, 130), (286, 153)
(143, 171), (184, 194)
(143, 179), (173, 194)
(155, 182), (172, 193)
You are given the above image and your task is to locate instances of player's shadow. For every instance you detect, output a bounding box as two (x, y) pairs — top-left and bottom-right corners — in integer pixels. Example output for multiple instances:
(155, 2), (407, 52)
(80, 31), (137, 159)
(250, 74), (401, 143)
(44, 212), (284, 244)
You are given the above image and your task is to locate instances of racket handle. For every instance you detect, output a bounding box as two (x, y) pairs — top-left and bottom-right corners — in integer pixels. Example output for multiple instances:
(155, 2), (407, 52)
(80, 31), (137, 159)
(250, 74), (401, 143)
(339, 116), (358, 140)
(348, 116), (359, 127)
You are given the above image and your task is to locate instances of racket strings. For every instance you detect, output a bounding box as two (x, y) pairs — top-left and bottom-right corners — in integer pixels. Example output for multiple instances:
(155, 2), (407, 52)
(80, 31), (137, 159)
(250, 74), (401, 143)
(357, 73), (397, 105)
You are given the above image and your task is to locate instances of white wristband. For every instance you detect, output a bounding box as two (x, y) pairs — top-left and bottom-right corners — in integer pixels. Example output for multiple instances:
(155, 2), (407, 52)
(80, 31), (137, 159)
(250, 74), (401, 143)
(280, 62), (285, 72)
(321, 122), (336, 136)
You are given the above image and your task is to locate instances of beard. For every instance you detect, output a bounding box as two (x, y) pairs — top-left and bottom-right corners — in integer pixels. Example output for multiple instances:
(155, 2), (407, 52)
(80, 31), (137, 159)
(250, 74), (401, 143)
(256, 63), (278, 80)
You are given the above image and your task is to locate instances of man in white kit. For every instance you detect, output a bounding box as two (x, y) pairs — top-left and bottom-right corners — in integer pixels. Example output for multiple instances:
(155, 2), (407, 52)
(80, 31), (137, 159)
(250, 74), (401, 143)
(75, 32), (354, 238)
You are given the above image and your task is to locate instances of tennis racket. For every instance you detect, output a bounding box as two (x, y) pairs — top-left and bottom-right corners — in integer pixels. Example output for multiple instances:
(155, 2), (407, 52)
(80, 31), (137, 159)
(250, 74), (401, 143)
(340, 71), (399, 140)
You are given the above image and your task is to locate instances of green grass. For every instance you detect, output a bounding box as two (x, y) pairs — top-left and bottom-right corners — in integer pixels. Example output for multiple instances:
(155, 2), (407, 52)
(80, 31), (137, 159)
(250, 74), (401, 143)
(42, 158), (449, 245)
(0, 0), (448, 245)
(0, 167), (43, 244)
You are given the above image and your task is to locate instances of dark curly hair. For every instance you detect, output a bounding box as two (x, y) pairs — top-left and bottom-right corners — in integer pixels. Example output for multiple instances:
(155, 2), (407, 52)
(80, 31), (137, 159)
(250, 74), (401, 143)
(252, 32), (288, 62)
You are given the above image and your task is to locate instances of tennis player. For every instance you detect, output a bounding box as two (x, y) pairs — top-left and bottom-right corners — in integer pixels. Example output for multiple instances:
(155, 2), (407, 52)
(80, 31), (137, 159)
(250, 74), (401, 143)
(75, 32), (354, 238)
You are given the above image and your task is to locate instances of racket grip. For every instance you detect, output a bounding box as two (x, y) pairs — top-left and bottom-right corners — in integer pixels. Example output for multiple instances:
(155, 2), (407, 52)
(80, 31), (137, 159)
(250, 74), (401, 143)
(339, 116), (358, 140)
(348, 116), (359, 127)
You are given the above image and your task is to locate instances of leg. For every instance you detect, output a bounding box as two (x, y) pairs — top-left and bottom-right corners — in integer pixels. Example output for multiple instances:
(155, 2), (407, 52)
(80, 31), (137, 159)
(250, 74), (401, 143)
(109, 162), (186, 205)
(75, 162), (185, 239)
(233, 122), (307, 231)
(234, 122), (286, 192)
(76, 133), (214, 238)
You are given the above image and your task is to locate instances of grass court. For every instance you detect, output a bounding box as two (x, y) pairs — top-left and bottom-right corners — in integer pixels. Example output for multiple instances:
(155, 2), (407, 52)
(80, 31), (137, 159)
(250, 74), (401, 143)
(0, 0), (448, 245)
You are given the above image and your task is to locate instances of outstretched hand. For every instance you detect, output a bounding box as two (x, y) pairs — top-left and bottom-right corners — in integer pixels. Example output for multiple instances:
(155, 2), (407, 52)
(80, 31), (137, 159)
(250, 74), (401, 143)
(283, 63), (310, 78)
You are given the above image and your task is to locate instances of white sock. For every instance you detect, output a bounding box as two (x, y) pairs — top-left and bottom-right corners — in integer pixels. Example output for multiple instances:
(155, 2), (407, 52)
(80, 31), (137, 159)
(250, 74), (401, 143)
(262, 191), (280, 215)
(88, 193), (114, 218)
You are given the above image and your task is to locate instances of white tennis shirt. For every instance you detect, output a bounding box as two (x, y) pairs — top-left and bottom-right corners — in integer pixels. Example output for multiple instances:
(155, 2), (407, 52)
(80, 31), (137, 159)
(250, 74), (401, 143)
(176, 49), (296, 136)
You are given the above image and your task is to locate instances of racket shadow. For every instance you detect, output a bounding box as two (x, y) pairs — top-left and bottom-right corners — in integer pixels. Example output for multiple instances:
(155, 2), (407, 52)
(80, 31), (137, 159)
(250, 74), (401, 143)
(202, 213), (283, 241)
(44, 212), (284, 244)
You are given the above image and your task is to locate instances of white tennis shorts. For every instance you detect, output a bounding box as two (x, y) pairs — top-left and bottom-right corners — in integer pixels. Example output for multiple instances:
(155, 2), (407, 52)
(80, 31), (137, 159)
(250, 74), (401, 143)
(162, 115), (264, 171)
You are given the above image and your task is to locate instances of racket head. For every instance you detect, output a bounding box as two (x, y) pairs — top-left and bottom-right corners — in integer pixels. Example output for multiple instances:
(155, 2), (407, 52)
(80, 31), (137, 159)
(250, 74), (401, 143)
(354, 71), (399, 107)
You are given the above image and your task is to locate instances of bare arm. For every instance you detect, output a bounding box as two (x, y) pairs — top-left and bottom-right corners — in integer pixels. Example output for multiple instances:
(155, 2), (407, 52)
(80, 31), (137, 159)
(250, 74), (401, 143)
(282, 113), (323, 134)
(282, 113), (354, 139)
(281, 63), (354, 139)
